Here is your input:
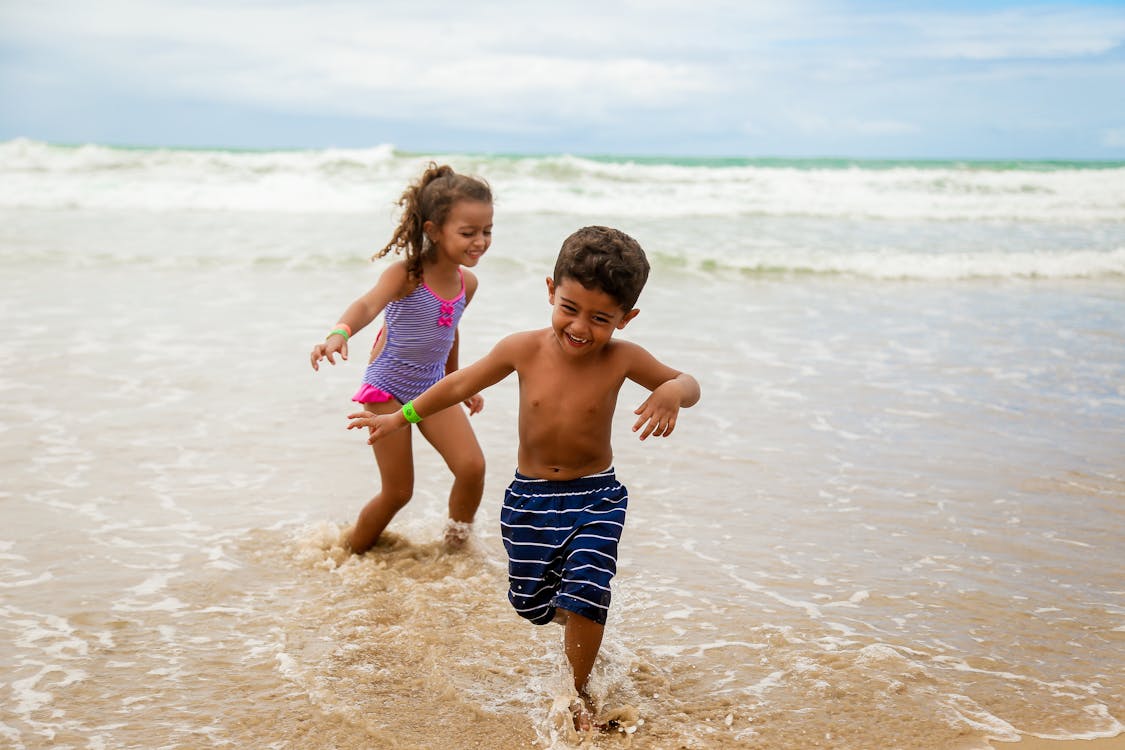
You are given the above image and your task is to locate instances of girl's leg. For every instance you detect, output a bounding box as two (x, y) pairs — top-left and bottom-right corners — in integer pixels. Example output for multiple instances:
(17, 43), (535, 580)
(564, 610), (605, 731)
(349, 401), (415, 554)
(416, 404), (486, 542)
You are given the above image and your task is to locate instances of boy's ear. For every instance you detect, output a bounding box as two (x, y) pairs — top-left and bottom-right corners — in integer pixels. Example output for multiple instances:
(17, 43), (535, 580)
(545, 277), (555, 301)
(616, 308), (640, 329)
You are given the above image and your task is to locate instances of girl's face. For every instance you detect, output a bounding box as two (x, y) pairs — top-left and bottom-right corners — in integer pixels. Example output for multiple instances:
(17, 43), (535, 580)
(425, 199), (493, 267)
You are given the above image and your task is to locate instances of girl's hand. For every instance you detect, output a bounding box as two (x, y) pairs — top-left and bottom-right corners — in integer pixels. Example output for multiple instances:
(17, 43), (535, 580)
(310, 335), (349, 371)
(463, 394), (484, 416)
(347, 411), (406, 444)
(632, 381), (683, 440)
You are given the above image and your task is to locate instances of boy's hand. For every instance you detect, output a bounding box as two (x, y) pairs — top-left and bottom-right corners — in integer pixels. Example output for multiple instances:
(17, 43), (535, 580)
(311, 335), (349, 371)
(347, 411), (406, 444)
(463, 394), (484, 416)
(632, 381), (683, 440)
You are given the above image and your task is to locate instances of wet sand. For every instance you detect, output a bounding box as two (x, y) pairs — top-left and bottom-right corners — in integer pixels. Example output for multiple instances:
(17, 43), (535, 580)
(992, 737), (1125, 750)
(3, 147), (1123, 748)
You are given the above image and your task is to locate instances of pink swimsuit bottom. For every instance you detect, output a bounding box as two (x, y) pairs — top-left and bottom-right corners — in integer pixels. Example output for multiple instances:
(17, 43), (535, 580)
(353, 382), (395, 404)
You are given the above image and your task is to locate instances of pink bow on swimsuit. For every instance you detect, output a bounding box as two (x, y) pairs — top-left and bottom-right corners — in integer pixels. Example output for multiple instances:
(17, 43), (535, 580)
(437, 301), (455, 327)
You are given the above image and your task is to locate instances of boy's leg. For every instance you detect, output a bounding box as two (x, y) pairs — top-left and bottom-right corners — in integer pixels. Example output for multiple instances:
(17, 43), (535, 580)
(350, 402), (415, 554)
(417, 405), (485, 542)
(564, 610), (605, 729)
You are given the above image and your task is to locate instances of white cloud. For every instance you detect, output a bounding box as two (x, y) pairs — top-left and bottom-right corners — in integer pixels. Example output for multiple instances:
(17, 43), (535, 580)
(865, 6), (1125, 61)
(848, 119), (919, 136)
(2, 0), (1123, 156)
(787, 112), (918, 137)
(0, 0), (728, 130)
(1101, 128), (1125, 148)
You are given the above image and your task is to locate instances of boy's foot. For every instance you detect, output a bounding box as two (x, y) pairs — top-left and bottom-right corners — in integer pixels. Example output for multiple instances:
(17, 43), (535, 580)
(569, 698), (596, 733)
(598, 705), (642, 735)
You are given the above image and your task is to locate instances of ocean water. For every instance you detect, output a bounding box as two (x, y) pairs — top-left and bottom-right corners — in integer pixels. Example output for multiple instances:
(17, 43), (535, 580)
(0, 138), (1123, 749)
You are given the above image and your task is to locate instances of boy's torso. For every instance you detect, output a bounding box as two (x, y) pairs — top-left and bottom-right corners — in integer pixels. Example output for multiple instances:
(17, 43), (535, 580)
(512, 329), (631, 481)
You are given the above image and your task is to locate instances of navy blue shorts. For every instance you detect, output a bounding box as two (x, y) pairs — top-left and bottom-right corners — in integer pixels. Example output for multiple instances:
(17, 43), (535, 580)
(500, 468), (628, 626)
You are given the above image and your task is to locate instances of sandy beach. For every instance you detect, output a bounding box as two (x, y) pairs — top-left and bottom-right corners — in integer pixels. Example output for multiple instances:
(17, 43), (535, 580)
(994, 738), (1125, 750)
(1, 141), (1122, 748)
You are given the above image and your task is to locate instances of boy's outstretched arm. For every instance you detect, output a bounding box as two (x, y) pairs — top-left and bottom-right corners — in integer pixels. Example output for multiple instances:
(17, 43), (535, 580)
(633, 372), (701, 439)
(621, 342), (701, 440)
(347, 334), (521, 444)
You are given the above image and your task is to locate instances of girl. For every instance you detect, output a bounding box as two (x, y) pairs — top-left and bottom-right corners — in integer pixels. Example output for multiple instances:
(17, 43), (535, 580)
(310, 163), (492, 554)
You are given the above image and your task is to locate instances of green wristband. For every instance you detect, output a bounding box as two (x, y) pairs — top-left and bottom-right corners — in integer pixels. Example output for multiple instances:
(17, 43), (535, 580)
(402, 401), (422, 424)
(327, 328), (350, 341)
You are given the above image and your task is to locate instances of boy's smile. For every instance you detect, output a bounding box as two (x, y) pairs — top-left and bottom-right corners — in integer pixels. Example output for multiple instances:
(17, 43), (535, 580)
(547, 277), (638, 356)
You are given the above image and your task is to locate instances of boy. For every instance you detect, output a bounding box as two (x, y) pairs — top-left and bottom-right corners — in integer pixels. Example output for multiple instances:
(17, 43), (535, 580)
(347, 226), (701, 731)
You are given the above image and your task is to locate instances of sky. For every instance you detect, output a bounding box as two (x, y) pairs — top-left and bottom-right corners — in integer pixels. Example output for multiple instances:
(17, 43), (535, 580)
(2, 0), (1124, 159)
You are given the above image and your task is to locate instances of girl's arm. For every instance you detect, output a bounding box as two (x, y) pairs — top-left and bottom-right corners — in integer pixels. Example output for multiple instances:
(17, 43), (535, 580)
(348, 332), (528, 442)
(444, 269), (484, 412)
(463, 269), (479, 304)
(621, 342), (701, 440)
(445, 328), (460, 373)
(311, 262), (409, 371)
(448, 269), (480, 371)
(367, 325), (386, 365)
(445, 328), (484, 415)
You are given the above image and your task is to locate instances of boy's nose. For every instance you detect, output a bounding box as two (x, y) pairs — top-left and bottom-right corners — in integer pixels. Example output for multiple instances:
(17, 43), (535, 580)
(568, 321), (590, 339)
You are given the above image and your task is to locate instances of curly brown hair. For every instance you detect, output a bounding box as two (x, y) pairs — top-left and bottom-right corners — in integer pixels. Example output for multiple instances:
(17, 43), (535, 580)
(552, 226), (650, 311)
(374, 162), (492, 280)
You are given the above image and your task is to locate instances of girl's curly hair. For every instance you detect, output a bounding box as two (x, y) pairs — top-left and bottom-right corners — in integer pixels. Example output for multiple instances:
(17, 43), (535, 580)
(374, 162), (492, 281)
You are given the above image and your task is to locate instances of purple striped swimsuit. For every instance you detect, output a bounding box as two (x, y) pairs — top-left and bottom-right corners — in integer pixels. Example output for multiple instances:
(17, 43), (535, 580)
(353, 270), (466, 404)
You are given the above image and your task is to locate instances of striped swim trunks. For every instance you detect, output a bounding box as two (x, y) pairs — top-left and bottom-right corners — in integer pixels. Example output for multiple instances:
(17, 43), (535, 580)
(500, 468), (628, 626)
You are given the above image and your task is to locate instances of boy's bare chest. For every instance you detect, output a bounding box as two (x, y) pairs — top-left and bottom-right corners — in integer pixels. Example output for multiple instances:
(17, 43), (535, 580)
(518, 357), (624, 417)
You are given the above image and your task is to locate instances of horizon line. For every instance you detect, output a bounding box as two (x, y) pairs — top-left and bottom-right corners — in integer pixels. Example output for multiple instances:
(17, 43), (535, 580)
(4, 136), (1125, 166)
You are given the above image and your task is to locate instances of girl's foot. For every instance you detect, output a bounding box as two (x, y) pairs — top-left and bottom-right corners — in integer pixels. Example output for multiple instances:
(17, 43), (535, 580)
(443, 519), (473, 550)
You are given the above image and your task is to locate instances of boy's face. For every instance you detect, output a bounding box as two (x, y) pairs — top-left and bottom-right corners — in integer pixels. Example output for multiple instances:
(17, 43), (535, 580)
(546, 277), (638, 356)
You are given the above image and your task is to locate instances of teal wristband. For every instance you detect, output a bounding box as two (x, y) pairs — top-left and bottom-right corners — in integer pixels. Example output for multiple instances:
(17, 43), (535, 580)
(402, 401), (422, 424)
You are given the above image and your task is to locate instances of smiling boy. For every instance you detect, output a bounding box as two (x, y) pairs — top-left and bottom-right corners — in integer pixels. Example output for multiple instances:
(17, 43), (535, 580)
(347, 225), (701, 731)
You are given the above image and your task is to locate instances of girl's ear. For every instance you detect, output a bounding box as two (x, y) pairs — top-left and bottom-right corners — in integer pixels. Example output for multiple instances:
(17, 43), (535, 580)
(422, 220), (438, 246)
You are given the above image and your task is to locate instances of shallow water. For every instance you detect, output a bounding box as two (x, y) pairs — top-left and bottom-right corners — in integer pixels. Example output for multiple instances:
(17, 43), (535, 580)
(1, 144), (1123, 748)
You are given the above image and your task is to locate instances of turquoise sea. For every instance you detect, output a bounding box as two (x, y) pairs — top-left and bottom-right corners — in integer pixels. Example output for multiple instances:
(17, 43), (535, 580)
(1, 139), (1122, 749)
